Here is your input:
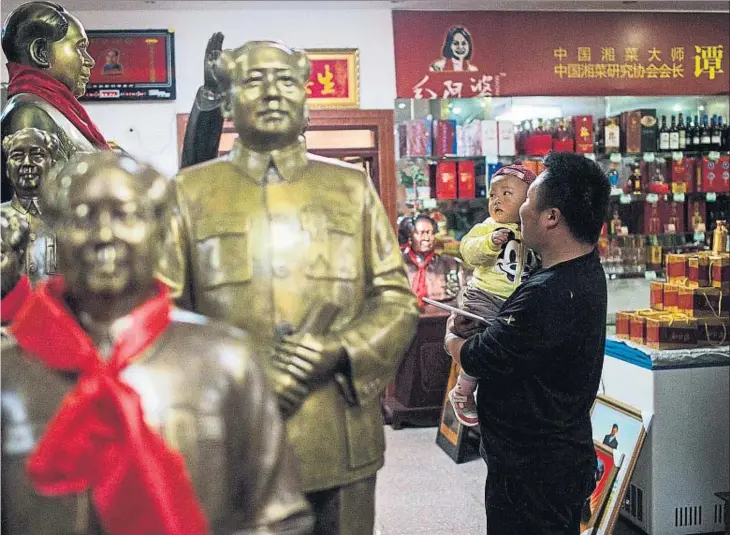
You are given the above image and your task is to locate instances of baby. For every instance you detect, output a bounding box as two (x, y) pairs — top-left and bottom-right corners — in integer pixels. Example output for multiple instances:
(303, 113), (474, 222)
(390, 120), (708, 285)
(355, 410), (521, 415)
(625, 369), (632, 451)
(446, 164), (540, 426)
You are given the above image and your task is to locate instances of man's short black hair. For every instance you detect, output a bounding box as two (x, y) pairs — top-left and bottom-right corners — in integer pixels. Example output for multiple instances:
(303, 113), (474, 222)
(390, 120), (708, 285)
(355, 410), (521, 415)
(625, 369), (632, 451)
(413, 214), (437, 233)
(537, 152), (610, 245)
(612, 423), (619, 431)
(2, 2), (69, 64)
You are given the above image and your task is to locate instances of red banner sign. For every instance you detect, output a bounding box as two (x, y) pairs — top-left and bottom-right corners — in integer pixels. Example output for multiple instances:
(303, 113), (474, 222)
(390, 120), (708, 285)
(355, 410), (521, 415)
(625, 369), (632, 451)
(305, 49), (360, 108)
(393, 11), (730, 98)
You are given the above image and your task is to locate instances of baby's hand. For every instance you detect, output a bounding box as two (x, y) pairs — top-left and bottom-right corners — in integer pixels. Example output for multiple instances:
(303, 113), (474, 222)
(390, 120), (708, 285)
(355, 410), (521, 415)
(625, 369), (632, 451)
(491, 229), (511, 247)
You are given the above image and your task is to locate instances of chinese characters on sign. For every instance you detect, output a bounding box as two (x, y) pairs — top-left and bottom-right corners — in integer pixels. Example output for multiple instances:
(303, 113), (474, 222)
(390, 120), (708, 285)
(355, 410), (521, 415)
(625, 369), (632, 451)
(304, 49), (360, 108)
(552, 44), (725, 80)
(412, 73), (503, 99)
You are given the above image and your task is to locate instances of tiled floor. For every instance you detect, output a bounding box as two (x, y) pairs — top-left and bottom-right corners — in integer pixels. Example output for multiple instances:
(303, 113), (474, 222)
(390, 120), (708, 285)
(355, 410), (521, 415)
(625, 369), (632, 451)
(374, 426), (646, 535)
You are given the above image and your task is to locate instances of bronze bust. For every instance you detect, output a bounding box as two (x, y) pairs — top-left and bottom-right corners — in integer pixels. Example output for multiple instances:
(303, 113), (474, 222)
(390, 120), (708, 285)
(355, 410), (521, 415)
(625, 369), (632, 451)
(1, 151), (313, 534)
(163, 40), (419, 534)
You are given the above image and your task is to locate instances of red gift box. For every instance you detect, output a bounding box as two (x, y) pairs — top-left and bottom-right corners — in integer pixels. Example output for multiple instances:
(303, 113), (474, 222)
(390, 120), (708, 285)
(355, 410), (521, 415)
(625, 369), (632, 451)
(435, 161), (457, 200)
(433, 120), (456, 157)
(644, 201), (664, 235)
(687, 197), (707, 232)
(552, 139), (575, 152)
(662, 200), (685, 234)
(573, 115), (594, 153)
(671, 157), (695, 193)
(457, 160), (476, 199)
(700, 156), (730, 193)
(524, 134), (553, 156)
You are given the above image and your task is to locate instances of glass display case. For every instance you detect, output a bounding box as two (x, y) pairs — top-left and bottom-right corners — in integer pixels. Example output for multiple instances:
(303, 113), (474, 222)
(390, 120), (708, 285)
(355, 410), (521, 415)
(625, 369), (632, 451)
(394, 95), (730, 278)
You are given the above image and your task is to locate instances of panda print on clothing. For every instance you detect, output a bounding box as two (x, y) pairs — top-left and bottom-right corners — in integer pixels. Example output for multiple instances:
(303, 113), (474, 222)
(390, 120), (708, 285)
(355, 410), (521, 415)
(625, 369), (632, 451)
(493, 229), (540, 284)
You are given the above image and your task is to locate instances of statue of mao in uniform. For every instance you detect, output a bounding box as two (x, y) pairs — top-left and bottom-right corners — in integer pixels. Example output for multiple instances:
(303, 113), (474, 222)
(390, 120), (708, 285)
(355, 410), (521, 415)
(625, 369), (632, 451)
(1, 151), (314, 535)
(162, 40), (420, 534)
(2, 1), (110, 202)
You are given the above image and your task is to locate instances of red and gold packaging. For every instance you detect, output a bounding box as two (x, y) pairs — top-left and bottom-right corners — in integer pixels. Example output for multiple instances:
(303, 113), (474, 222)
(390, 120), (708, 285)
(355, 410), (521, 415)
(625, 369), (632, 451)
(688, 255), (711, 288)
(687, 198), (707, 232)
(645, 313), (698, 350)
(665, 253), (688, 285)
(696, 317), (729, 347)
(663, 283), (682, 312)
(457, 160), (476, 199)
(629, 309), (664, 344)
(616, 311), (633, 339)
(643, 201), (664, 235)
(710, 254), (730, 290)
(434, 161), (457, 200)
(646, 243), (663, 272)
(573, 115), (594, 153)
(678, 286), (729, 318)
(661, 200), (685, 234)
(671, 157), (695, 193)
(700, 156), (730, 193)
(650, 281), (664, 311)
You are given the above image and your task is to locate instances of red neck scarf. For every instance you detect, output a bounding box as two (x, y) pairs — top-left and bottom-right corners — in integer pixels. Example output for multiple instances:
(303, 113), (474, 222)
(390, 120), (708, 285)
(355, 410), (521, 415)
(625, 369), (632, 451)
(407, 248), (435, 307)
(10, 277), (209, 535)
(7, 62), (109, 149)
(1, 274), (31, 323)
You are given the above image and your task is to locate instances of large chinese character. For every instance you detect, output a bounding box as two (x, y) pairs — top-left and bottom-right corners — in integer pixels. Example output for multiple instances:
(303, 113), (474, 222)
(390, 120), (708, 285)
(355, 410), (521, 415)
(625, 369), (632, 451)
(671, 63), (685, 78)
(645, 64), (660, 79)
(624, 47), (639, 62)
(658, 63), (672, 79)
(553, 47), (568, 61)
(568, 63), (584, 78)
(648, 47), (662, 62)
(470, 74), (493, 96)
(694, 45), (724, 80)
(305, 80), (315, 96)
(578, 47), (592, 62)
(413, 75), (437, 99)
(442, 80), (463, 98)
(583, 64), (596, 78)
(317, 64), (336, 95)
(634, 64), (646, 78)
(671, 46), (685, 62)
(620, 64), (634, 78)
(601, 47), (616, 62)
(554, 64), (568, 78)
(607, 64), (620, 78)
(594, 64), (608, 78)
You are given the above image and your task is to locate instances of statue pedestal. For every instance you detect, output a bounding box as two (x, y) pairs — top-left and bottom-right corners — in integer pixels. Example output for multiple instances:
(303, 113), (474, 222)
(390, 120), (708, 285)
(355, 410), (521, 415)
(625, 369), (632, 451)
(383, 310), (451, 429)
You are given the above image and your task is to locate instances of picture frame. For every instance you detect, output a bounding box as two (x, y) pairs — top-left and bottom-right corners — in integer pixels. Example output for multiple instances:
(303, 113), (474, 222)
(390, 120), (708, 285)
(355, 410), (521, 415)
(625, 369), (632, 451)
(587, 395), (647, 535)
(304, 48), (360, 109)
(435, 361), (480, 463)
(81, 29), (176, 102)
(580, 441), (623, 534)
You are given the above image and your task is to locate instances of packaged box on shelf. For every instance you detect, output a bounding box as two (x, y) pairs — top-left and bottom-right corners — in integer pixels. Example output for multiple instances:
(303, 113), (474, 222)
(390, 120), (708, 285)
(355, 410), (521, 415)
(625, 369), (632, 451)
(497, 121), (516, 156)
(552, 138), (574, 152)
(616, 311), (633, 339)
(678, 286), (729, 318)
(650, 281), (665, 310)
(699, 155), (730, 193)
(710, 253), (730, 290)
(457, 160), (476, 199)
(666, 253), (688, 285)
(662, 200), (685, 234)
(432, 120), (457, 157)
(621, 109), (658, 153)
(630, 309), (666, 344)
(687, 197), (707, 233)
(456, 121), (482, 157)
(671, 157), (695, 193)
(696, 316), (730, 347)
(621, 110), (642, 153)
(573, 115), (594, 153)
(643, 200), (664, 235)
(405, 120), (432, 157)
(645, 313), (698, 350)
(434, 161), (457, 200)
(688, 254), (711, 287)
(663, 283), (682, 312)
(481, 120), (499, 155)
(524, 134), (553, 156)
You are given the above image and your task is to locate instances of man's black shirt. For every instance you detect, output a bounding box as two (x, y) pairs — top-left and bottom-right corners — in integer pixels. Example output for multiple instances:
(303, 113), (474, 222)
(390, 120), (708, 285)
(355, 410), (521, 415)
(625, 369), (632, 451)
(460, 250), (607, 481)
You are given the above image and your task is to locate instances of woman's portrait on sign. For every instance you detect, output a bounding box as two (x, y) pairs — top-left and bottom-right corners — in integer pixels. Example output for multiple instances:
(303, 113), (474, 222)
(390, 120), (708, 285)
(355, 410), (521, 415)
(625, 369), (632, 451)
(430, 26), (479, 72)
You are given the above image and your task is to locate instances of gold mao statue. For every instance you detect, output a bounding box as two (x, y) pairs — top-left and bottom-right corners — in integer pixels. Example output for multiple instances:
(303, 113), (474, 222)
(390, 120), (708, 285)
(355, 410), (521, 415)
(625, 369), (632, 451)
(164, 40), (419, 533)
(2, 1), (109, 202)
(1, 151), (313, 535)
(1, 127), (63, 285)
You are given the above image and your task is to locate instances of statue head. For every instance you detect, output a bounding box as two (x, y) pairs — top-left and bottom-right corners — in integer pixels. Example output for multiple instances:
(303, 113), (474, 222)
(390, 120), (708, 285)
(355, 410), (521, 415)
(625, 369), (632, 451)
(2, 1), (95, 97)
(41, 152), (170, 301)
(0, 207), (31, 295)
(2, 127), (62, 198)
(214, 40), (310, 152)
(410, 214), (437, 256)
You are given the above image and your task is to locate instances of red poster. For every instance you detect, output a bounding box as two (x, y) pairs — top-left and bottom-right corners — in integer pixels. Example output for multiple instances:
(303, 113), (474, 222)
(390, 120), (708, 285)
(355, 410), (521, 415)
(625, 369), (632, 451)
(393, 11), (730, 98)
(307, 59), (350, 98)
(305, 49), (359, 108)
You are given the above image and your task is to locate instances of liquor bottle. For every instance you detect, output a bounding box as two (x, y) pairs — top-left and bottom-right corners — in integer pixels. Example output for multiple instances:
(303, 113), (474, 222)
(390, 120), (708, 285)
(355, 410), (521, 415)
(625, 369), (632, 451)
(535, 118), (545, 133)
(677, 112), (686, 151)
(669, 115), (680, 150)
(700, 115), (712, 151)
(659, 115), (670, 151)
(692, 114), (701, 150)
(610, 210), (622, 235)
(723, 116), (730, 150)
(605, 117), (620, 152)
(595, 118), (605, 153)
(711, 115), (722, 149)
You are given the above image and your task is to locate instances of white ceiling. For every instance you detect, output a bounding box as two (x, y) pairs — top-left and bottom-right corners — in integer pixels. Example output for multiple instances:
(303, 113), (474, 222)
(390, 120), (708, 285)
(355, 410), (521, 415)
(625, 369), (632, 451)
(1, 0), (727, 11)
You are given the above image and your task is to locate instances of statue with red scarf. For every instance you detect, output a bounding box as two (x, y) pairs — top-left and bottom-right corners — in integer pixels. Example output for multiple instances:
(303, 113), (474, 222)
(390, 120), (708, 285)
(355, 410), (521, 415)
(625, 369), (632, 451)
(1, 2), (110, 203)
(1, 152), (313, 535)
(402, 214), (464, 309)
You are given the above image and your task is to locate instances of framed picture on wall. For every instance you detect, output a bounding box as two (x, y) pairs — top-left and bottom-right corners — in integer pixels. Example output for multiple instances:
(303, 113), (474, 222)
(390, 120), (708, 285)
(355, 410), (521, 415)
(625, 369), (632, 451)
(580, 441), (623, 534)
(304, 48), (360, 109)
(80, 29), (176, 102)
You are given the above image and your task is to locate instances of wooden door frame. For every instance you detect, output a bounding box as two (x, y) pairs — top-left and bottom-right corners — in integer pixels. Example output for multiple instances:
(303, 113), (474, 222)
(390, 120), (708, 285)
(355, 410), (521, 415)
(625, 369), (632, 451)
(308, 109), (397, 230)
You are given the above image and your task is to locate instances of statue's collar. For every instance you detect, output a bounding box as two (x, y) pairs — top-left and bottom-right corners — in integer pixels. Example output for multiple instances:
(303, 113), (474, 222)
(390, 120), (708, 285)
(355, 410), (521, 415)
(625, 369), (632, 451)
(11, 194), (42, 216)
(229, 137), (308, 184)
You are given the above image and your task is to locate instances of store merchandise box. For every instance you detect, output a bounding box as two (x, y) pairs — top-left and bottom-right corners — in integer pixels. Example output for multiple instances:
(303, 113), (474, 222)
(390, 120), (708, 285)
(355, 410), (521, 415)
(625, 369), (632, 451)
(457, 121), (482, 157)
(678, 286), (729, 318)
(524, 133), (553, 156)
(642, 160), (670, 195)
(630, 309), (666, 344)
(616, 311), (633, 339)
(699, 156), (730, 193)
(710, 253), (730, 290)
(645, 314), (698, 350)
(481, 120), (499, 155)
(573, 115), (594, 153)
(670, 157), (695, 193)
(663, 283), (682, 312)
(621, 109), (657, 153)
(662, 200), (685, 234)
(457, 160), (476, 199)
(643, 201), (664, 235)
(405, 120), (432, 157)
(650, 281), (665, 310)
(552, 138), (574, 152)
(497, 121), (516, 156)
(434, 161), (457, 200)
(696, 317), (729, 347)
(665, 253), (688, 285)
(432, 120), (457, 157)
(687, 197), (707, 233)
(688, 254), (710, 287)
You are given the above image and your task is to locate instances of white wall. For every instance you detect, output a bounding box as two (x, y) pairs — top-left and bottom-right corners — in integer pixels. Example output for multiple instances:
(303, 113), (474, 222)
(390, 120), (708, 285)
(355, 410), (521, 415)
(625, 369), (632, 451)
(1, 1), (396, 176)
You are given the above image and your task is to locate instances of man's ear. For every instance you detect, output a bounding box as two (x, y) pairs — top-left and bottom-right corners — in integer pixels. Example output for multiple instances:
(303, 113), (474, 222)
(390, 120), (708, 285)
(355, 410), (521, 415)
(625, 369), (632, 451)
(29, 38), (51, 68)
(544, 207), (561, 230)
